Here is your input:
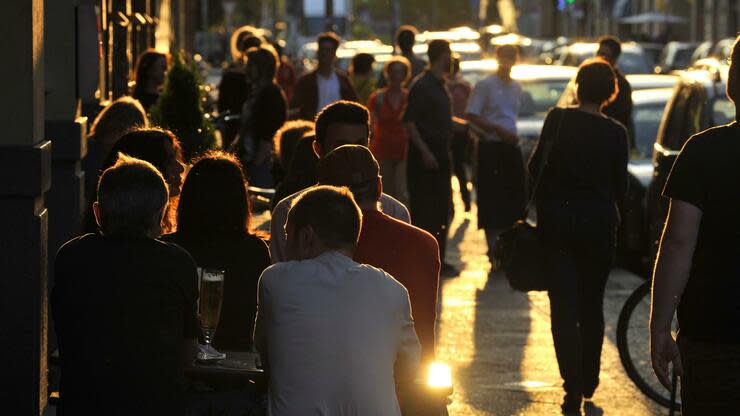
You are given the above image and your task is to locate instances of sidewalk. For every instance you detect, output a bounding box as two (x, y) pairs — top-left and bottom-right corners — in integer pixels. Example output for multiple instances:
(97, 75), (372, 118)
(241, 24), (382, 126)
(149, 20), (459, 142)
(437, 195), (667, 415)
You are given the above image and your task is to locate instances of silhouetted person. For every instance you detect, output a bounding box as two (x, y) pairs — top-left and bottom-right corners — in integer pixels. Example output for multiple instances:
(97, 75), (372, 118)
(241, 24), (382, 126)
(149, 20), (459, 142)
(254, 185), (420, 415)
(233, 46), (286, 188)
(270, 101), (410, 262)
(163, 151), (270, 351)
(651, 35), (740, 415)
(271, 120), (314, 187)
(529, 58), (629, 414)
(273, 40), (297, 103)
(378, 25), (427, 87)
(272, 133), (319, 211)
(132, 49), (169, 112)
(350, 52), (376, 105)
(597, 36), (634, 147)
(368, 56), (412, 204)
(466, 44), (525, 270)
(52, 154), (199, 415)
(289, 32), (358, 120)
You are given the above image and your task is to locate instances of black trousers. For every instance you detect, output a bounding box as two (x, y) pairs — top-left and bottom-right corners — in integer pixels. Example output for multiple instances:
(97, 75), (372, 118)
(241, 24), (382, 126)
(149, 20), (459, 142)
(546, 248), (611, 397)
(451, 131), (470, 207)
(408, 158), (451, 262)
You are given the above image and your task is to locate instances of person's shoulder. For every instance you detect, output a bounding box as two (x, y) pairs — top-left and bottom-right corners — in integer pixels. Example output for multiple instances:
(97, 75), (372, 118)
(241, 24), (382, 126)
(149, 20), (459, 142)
(379, 212), (438, 248)
(681, 123), (736, 154)
(56, 233), (99, 257)
(355, 261), (409, 293)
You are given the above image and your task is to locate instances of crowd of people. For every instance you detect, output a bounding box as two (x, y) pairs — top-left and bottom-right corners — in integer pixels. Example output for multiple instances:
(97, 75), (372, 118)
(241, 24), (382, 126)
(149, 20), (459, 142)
(49, 20), (740, 416)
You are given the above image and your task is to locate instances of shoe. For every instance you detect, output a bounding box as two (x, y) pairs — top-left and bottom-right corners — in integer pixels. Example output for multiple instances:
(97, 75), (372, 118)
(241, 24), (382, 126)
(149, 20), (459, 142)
(561, 393), (582, 415)
(441, 263), (459, 277)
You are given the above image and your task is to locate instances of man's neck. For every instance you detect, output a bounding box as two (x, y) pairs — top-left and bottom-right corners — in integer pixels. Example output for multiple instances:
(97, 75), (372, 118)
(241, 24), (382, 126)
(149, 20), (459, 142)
(430, 65), (446, 80)
(318, 65), (334, 78)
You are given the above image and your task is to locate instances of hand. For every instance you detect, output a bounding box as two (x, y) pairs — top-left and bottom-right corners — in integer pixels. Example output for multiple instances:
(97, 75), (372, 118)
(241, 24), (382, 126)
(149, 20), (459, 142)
(650, 330), (683, 390)
(421, 150), (439, 170)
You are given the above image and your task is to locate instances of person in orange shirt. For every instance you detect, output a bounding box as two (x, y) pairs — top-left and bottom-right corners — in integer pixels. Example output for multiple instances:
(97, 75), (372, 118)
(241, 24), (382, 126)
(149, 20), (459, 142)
(316, 144), (440, 364)
(368, 56), (412, 204)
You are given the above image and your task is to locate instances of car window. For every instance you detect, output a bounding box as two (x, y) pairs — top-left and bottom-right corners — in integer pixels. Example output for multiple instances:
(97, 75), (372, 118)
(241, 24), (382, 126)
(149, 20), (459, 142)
(659, 85), (691, 151)
(618, 52), (651, 74)
(711, 97), (734, 125)
(633, 103), (666, 160)
(681, 85), (705, 142)
(673, 48), (694, 69)
(519, 80), (569, 117)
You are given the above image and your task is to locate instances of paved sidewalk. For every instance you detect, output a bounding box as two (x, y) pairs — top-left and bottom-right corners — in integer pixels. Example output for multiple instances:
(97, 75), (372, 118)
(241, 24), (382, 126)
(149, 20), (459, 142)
(436, 200), (667, 416)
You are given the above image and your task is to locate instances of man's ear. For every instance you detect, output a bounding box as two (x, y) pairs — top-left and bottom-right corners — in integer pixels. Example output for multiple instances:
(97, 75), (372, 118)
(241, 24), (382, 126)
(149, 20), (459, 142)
(92, 201), (103, 231)
(312, 139), (322, 158)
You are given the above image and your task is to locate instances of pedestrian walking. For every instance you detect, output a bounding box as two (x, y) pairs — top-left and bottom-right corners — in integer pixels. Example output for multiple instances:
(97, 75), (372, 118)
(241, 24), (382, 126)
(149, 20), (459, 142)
(378, 25), (427, 88)
(650, 35), (740, 416)
(350, 52), (376, 105)
(404, 39), (467, 276)
(289, 32), (358, 121)
(162, 151), (270, 352)
(52, 155), (199, 415)
(254, 186), (420, 415)
(466, 44), (525, 271)
(132, 49), (169, 112)
(233, 45), (286, 188)
(528, 58), (629, 414)
(271, 120), (314, 188)
(368, 56), (412, 204)
(448, 55), (473, 212)
(269, 101), (410, 263)
(272, 40), (297, 103)
(597, 36), (634, 147)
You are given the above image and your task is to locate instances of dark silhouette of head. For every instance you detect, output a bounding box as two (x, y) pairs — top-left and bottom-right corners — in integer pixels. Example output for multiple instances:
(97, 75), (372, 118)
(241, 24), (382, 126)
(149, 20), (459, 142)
(94, 154), (169, 238)
(317, 32), (341, 70)
(383, 56), (411, 86)
(396, 25), (418, 53)
(88, 96), (148, 151)
(351, 53), (375, 76)
(133, 49), (169, 95)
(726, 35), (740, 117)
(286, 185), (362, 260)
(103, 127), (185, 197)
(231, 25), (264, 61)
(177, 151), (252, 241)
(597, 36), (622, 67)
(576, 58), (619, 109)
(273, 120), (315, 170)
(313, 101), (370, 156)
(245, 45), (279, 83)
(427, 39), (452, 70)
(316, 144), (381, 206)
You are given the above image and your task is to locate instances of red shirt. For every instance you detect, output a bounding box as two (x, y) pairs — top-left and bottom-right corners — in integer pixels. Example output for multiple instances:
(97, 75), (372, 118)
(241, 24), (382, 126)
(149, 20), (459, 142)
(368, 88), (409, 161)
(353, 209), (440, 363)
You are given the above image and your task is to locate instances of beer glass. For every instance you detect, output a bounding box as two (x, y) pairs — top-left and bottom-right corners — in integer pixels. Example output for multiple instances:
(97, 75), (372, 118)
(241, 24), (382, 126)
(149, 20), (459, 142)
(198, 268), (225, 353)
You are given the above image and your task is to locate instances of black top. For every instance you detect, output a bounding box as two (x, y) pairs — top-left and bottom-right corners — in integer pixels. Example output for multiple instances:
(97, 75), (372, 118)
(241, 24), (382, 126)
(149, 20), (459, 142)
(134, 91), (160, 112)
(529, 108), (629, 258)
(403, 70), (453, 163)
(51, 233), (199, 415)
(217, 70), (250, 116)
(663, 122), (740, 343)
(162, 232), (271, 350)
(603, 69), (634, 146)
(238, 83), (287, 158)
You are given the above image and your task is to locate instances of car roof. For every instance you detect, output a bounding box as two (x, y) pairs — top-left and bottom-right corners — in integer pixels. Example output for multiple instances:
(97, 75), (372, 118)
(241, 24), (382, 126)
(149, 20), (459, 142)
(459, 60), (577, 80)
(625, 74), (679, 90)
(413, 42), (481, 56)
(632, 88), (674, 105)
(567, 41), (645, 54)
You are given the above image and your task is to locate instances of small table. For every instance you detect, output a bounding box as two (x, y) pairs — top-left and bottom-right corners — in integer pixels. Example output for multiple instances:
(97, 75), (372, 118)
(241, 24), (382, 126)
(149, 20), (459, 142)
(187, 350), (265, 384)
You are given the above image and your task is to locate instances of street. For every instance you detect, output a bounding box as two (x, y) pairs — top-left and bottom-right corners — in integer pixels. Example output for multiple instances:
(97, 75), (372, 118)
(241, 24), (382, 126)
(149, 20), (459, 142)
(435, 181), (667, 415)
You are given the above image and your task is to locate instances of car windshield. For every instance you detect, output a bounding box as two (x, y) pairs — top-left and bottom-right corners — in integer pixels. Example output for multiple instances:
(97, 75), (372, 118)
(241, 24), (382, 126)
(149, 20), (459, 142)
(519, 80), (569, 117)
(633, 103), (666, 160)
(673, 48), (694, 69)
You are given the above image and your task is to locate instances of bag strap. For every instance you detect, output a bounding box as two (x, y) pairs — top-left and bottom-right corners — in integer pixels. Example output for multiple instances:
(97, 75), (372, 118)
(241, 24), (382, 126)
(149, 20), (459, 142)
(525, 109), (566, 215)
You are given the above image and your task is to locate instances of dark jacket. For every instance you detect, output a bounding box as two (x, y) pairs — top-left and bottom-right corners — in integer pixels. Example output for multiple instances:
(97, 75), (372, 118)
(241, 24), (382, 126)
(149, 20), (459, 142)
(289, 69), (357, 121)
(603, 69), (634, 146)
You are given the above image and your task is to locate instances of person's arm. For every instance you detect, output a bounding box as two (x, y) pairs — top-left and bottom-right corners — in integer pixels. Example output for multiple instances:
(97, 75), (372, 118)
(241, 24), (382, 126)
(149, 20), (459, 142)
(650, 199), (701, 389)
(395, 287), (421, 385)
(404, 121), (438, 170)
(254, 269), (271, 371)
(614, 125), (630, 215)
(269, 199), (289, 263)
(403, 85), (438, 170)
(465, 113), (518, 144)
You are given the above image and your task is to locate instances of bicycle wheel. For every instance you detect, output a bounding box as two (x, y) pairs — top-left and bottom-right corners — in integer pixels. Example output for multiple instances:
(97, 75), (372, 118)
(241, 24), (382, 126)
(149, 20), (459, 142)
(616, 280), (681, 410)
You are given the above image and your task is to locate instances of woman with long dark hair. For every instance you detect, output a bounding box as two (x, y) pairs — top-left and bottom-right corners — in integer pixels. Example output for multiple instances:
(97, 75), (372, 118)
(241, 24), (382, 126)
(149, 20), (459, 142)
(529, 58), (629, 414)
(232, 46), (287, 188)
(132, 49), (169, 112)
(82, 127), (185, 234)
(162, 151), (270, 351)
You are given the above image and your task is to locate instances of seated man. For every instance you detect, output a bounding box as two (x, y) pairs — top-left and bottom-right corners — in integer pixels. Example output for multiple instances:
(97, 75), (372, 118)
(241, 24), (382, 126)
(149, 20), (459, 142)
(51, 154), (199, 415)
(269, 100), (410, 262)
(255, 186), (420, 415)
(316, 144), (440, 364)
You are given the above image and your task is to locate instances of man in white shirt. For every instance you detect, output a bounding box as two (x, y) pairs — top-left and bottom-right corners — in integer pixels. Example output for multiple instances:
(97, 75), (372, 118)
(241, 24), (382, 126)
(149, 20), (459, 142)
(255, 185), (421, 416)
(466, 44), (526, 272)
(269, 101), (410, 262)
(290, 32), (358, 120)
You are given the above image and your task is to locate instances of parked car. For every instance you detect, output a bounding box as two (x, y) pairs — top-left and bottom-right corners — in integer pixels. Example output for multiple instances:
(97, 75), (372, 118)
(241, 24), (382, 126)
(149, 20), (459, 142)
(647, 64), (734, 261)
(655, 41), (698, 74)
(557, 41), (652, 74)
(458, 60), (577, 158)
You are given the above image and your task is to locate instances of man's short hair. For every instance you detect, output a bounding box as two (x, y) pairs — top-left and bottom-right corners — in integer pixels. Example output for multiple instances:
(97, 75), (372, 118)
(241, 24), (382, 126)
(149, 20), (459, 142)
(351, 53), (375, 75)
(317, 32), (341, 49)
(246, 46), (279, 81)
(495, 44), (519, 62)
(314, 101), (370, 149)
(427, 39), (451, 65)
(288, 185), (362, 250)
(576, 58), (619, 106)
(383, 56), (412, 84)
(273, 120), (315, 169)
(396, 25), (418, 51)
(316, 145), (380, 205)
(97, 153), (169, 237)
(598, 36), (622, 59)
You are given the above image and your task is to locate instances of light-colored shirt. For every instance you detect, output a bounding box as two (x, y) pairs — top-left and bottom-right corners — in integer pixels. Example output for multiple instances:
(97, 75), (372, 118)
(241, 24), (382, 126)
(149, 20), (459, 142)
(254, 251), (421, 416)
(467, 74), (521, 139)
(269, 189), (410, 263)
(316, 71), (341, 112)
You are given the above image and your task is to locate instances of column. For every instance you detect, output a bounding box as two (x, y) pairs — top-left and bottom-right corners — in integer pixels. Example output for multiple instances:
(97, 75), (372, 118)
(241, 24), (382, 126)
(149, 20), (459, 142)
(0, 0), (53, 414)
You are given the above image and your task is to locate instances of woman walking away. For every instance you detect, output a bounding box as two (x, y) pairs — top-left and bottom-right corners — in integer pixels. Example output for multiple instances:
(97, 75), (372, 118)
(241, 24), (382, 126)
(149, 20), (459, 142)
(132, 50), (169, 112)
(162, 151), (270, 351)
(233, 46), (287, 188)
(528, 58), (629, 414)
(368, 56), (411, 204)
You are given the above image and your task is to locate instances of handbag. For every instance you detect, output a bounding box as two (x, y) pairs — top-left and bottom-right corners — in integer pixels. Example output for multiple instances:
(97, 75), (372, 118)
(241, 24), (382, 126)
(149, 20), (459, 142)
(492, 109), (564, 292)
